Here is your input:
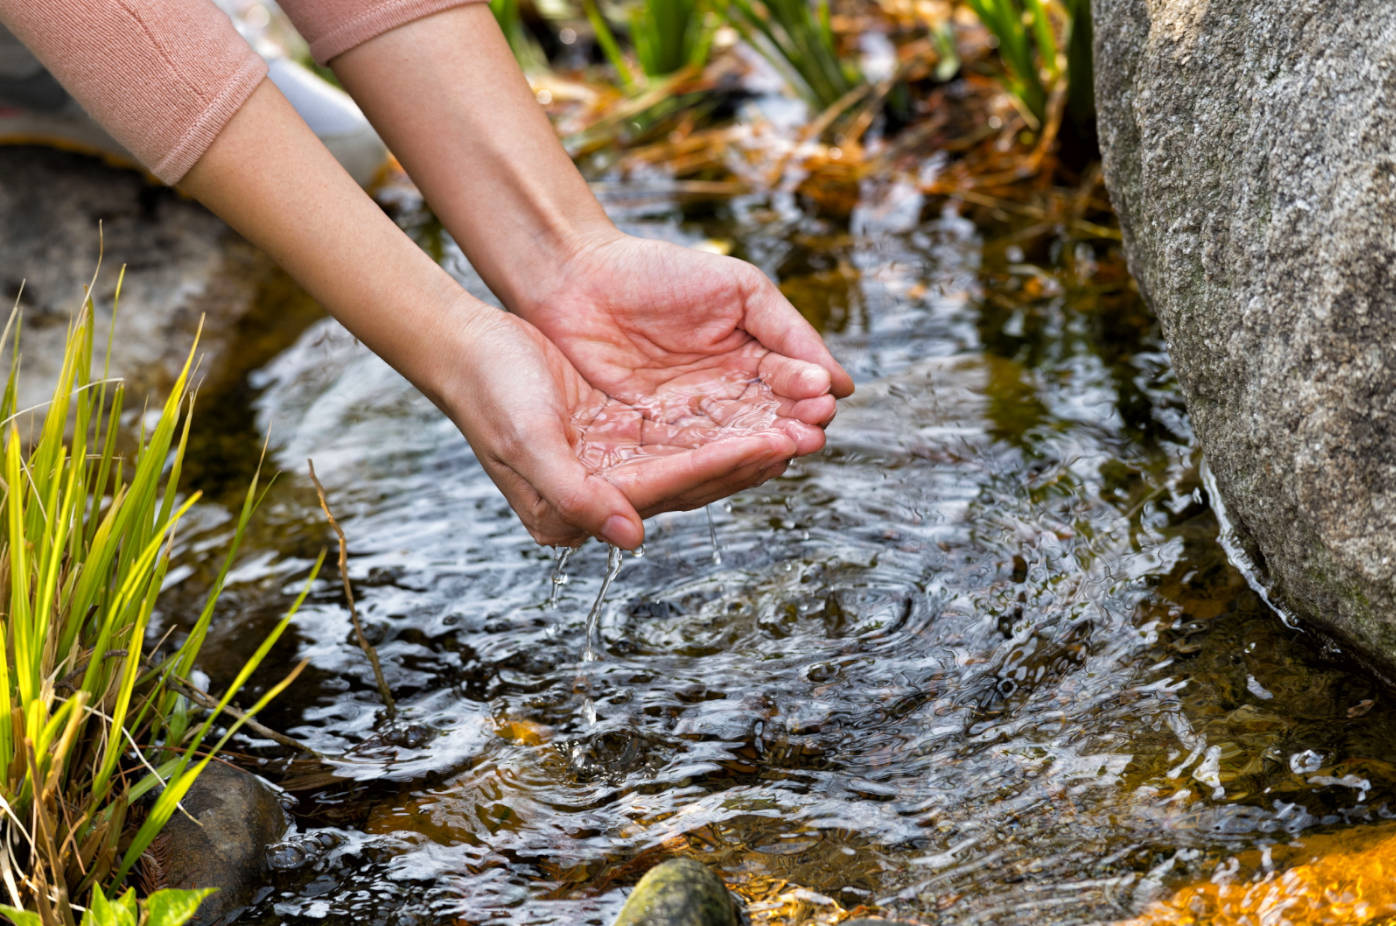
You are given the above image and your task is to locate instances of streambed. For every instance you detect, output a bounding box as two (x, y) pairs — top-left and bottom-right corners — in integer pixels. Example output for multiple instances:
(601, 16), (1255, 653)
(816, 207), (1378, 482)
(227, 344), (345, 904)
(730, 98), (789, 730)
(169, 184), (1396, 925)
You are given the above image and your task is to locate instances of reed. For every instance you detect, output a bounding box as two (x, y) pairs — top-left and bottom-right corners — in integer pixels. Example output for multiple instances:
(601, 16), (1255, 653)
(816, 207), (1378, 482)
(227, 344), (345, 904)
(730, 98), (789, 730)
(713, 0), (862, 110)
(963, 0), (1093, 131)
(0, 271), (319, 926)
(631, 0), (713, 78)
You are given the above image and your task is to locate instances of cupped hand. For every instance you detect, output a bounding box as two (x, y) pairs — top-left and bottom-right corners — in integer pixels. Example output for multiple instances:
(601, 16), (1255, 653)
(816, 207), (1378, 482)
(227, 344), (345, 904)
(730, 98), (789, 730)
(517, 233), (854, 459)
(442, 306), (798, 548)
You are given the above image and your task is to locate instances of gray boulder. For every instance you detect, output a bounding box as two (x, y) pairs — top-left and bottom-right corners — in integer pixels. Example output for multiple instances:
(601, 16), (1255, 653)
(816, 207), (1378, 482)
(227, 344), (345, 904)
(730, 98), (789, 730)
(1094, 0), (1396, 673)
(0, 147), (305, 414)
(611, 858), (742, 926)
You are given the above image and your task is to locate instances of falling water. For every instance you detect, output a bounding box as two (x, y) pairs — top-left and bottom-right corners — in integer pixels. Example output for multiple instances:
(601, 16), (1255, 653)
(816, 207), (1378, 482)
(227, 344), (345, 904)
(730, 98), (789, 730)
(547, 546), (574, 608)
(582, 544), (624, 662)
(705, 504), (722, 565)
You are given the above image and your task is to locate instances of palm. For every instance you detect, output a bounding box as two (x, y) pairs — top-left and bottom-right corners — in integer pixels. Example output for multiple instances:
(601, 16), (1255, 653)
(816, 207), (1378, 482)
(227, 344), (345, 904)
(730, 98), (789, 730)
(527, 236), (851, 457)
(446, 310), (797, 547)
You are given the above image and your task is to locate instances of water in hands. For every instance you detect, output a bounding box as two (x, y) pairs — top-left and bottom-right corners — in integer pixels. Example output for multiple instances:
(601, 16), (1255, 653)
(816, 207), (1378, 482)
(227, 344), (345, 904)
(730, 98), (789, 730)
(570, 369), (785, 471)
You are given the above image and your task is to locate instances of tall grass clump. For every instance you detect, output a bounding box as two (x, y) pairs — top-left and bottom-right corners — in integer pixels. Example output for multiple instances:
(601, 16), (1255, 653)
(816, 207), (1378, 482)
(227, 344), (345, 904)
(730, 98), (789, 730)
(713, 0), (862, 109)
(0, 275), (319, 926)
(631, 0), (713, 78)
(963, 0), (1094, 132)
(584, 0), (713, 88)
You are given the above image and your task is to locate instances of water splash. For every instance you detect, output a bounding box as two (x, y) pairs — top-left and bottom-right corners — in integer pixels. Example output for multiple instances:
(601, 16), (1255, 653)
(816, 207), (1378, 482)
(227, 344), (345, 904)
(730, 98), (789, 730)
(582, 544), (624, 662)
(548, 546), (574, 608)
(705, 504), (723, 565)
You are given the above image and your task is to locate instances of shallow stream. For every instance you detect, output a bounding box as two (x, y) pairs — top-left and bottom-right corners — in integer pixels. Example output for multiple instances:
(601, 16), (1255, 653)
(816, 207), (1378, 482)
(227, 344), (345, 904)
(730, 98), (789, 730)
(169, 178), (1396, 925)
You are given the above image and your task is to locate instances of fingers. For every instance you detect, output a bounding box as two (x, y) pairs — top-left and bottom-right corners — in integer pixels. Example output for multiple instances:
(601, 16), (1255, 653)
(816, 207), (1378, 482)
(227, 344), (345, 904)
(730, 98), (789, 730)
(781, 393), (836, 428)
(758, 352), (833, 400)
(738, 265), (855, 398)
(496, 438), (646, 550)
(601, 430), (796, 516)
(507, 429), (794, 548)
(777, 418), (828, 456)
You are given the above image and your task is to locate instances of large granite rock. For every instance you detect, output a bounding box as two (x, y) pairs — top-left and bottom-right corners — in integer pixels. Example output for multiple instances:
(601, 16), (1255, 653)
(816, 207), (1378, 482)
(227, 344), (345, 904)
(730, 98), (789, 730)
(1094, 0), (1396, 673)
(0, 146), (316, 414)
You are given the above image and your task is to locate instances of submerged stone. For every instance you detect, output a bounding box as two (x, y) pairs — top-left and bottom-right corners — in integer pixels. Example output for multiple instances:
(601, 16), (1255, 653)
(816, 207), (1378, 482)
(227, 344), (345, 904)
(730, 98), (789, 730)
(611, 858), (742, 926)
(1117, 821), (1396, 924)
(1094, 0), (1396, 674)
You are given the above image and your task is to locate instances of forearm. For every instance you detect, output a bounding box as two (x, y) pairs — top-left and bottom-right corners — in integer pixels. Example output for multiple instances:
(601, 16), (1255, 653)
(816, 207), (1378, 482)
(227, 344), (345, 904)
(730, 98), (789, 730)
(180, 78), (478, 408)
(180, 78), (667, 549)
(328, 3), (618, 317)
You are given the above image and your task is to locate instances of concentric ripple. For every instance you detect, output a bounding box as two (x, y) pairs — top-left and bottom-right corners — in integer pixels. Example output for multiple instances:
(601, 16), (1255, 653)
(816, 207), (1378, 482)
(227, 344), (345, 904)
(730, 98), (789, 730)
(161, 199), (1396, 926)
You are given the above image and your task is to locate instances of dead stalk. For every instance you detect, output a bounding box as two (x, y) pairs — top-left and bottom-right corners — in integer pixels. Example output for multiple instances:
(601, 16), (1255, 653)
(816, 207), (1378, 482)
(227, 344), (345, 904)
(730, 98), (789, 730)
(306, 460), (397, 719)
(162, 674), (322, 758)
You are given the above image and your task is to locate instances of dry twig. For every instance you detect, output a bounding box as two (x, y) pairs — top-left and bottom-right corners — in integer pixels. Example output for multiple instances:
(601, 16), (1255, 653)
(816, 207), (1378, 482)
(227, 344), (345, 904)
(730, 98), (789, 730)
(306, 460), (397, 719)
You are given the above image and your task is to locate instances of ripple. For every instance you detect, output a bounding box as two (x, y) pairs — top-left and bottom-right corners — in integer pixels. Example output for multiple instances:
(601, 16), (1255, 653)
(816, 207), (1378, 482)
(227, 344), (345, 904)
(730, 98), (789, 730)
(178, 210), (1396, 926)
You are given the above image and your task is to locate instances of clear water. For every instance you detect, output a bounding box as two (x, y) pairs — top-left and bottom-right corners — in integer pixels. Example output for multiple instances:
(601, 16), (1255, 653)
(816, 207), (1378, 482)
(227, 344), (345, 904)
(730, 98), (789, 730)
(166, 184), (1396, 926)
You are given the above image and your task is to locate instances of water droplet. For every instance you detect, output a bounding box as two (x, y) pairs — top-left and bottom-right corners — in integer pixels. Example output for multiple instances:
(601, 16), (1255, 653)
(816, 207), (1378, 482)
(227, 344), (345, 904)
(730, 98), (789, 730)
(705, 504), (723, 565)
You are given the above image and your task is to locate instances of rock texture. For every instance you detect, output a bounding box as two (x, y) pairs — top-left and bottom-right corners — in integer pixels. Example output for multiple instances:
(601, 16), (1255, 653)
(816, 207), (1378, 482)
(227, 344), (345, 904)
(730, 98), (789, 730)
(142, 761), (288, 925)
(611, 858), (742, 926)
(0, 146), (307, 414)
(1094, 0), (1396, 672)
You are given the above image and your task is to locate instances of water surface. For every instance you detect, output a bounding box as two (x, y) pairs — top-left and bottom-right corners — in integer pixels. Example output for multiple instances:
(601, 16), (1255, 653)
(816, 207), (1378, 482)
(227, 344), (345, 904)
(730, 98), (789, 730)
(171, 183), (1396, 925)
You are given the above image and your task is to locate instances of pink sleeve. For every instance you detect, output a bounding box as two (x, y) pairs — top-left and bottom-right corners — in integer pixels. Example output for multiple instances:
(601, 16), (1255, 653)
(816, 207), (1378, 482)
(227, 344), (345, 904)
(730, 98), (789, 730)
(0, 0), (266, 184)
(277, 0), (490, 65)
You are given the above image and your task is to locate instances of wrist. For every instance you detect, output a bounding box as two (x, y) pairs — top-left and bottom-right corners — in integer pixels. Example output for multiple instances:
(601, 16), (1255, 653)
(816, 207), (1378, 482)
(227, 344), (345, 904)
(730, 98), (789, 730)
(328, 4), (625, 326)
(494, 218), (625, 322)
(410, 291), (506, 418)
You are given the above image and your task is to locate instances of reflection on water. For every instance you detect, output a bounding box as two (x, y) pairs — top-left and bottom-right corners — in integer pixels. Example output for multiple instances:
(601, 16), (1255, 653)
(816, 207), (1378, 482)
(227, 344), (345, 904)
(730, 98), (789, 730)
(168, 186), (1396, 926)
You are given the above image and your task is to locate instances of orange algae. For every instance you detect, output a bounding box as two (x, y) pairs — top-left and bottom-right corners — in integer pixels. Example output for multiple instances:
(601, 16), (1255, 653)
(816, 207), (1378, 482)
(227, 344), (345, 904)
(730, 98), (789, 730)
(1121, 822), (1396, 926)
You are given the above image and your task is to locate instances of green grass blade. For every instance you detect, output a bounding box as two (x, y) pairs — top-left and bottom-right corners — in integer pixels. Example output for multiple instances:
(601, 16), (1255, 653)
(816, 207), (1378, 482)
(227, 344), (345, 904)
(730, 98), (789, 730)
(116, 552), (323, 881)
(1024, 0), (1060, 79)
(583, 0), (638, 92)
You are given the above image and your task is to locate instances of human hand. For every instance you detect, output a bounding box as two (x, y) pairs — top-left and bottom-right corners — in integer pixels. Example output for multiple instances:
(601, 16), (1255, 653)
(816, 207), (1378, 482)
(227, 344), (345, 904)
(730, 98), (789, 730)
(441, 304), (799, 549)
(515, 233), (855, 462)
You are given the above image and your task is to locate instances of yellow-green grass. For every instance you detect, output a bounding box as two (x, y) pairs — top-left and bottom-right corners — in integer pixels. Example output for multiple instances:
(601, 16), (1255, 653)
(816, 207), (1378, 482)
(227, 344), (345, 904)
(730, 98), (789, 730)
(0, 270), (320, 926)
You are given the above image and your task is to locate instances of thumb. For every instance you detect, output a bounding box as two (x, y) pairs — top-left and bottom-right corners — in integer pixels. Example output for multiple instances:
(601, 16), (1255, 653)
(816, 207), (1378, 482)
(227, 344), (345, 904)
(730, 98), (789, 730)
(527, 447), (646, 549)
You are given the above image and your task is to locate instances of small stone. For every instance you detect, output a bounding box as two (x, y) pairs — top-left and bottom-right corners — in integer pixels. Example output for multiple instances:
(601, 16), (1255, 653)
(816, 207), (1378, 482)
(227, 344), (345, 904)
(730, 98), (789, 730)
(140, 761), (288, 926)
(611, 858), (742, 926)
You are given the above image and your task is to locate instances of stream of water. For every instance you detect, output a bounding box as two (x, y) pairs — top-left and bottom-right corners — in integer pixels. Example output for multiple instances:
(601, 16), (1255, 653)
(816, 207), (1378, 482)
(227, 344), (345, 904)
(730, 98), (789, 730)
(166, 181), (1396, 925)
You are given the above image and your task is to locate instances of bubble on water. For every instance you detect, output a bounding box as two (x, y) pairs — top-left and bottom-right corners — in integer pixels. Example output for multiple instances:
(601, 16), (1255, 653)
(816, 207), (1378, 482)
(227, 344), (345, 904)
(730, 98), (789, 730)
(1291, 750), (1324, 775)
